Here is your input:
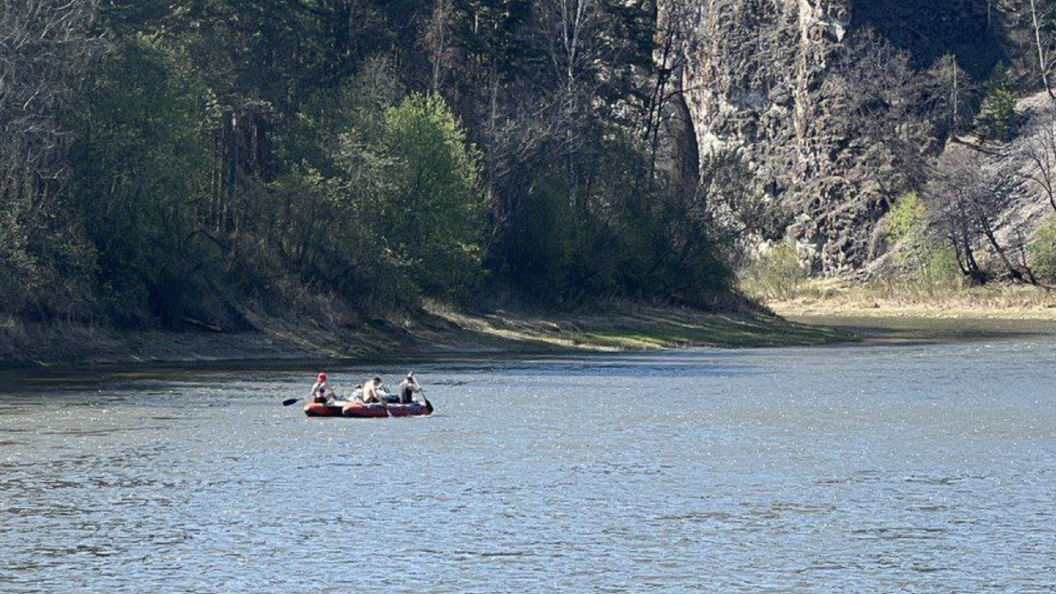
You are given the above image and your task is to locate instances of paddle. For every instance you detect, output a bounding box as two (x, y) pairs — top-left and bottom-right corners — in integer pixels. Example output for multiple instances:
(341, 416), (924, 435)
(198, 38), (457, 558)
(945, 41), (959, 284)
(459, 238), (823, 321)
(284, 387), (336, 406)
(286, 387), (343, 407)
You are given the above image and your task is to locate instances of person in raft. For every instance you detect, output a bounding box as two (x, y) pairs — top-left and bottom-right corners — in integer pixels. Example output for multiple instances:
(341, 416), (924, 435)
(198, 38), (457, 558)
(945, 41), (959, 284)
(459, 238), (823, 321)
(398, 372), (422, 404)
(361, 376), (386, 404)
(310, 372), (335, 404)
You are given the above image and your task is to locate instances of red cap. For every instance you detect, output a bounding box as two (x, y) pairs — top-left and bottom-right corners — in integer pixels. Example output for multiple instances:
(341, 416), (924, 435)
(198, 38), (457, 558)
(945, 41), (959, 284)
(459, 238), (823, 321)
(317, 372), (327, 382)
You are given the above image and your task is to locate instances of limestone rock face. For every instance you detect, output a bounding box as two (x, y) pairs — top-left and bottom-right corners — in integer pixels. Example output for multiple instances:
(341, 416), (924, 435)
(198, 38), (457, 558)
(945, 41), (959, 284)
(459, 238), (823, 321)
(660, 0), (997, 273)
(660, 0), (864, 272)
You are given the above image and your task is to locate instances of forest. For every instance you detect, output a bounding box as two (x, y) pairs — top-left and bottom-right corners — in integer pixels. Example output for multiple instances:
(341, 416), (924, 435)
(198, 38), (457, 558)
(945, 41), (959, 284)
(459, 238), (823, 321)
(1, 0), (753, 333)
(9, 0), (1056, 337)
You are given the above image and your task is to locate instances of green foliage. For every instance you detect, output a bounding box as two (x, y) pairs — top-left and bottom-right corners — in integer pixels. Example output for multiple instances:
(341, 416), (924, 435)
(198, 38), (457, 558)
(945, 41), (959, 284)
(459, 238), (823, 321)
(885, 193), (961, 288)
(296, 91), (485, 303)
(887, 192), (931, 273)
(496, 136), (737, 306)
(0, 197), (96, 320)
(69, 36), (214, 324)
(922, 246), (963, 289)
(453, 0), (532, 71)
(260, 168), (411, 314)
(0, 0), (98, 320)
(2, 0), (747, 330)
(888, 192), (928, 243)
(1029, 219), (1056, 283)
(741, 240), (807, 300)
(376, 94), (486, 297)
(978, 64), (1017, 142)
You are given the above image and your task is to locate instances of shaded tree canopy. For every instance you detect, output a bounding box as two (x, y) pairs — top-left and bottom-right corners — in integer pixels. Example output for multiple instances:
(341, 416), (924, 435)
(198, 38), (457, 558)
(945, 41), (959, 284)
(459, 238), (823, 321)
(0, 0), (743, 330)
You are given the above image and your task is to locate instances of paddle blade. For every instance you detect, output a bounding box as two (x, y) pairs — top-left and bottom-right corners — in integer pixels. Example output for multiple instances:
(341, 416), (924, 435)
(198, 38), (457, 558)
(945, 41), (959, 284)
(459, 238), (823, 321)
(282, 398), (301, 407)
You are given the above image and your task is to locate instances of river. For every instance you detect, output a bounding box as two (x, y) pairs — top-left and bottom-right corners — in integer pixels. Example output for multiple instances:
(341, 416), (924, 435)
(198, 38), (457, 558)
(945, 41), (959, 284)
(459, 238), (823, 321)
(1, 330), (1055, 593)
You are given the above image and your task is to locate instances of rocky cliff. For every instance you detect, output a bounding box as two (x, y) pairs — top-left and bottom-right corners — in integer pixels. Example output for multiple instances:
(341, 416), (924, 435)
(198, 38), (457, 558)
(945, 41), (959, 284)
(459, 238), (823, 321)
(661, 0), (1002, 273)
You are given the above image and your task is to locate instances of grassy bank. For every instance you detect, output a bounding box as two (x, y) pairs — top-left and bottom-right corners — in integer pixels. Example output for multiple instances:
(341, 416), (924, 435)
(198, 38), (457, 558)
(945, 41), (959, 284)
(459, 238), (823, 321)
(425, 303), (849, 352)
(766, 279), (1056, 320)
(0, 303), (852, 369)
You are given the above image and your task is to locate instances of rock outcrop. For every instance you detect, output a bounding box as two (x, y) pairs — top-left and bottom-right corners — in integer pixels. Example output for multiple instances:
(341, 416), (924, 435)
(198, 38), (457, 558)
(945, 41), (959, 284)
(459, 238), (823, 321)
(660, 0), (1001, 273)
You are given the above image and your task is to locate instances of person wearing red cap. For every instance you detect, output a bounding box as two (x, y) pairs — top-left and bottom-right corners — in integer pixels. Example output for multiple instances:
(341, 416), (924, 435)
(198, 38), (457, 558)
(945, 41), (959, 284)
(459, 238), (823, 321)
(310, 372), (335, 404)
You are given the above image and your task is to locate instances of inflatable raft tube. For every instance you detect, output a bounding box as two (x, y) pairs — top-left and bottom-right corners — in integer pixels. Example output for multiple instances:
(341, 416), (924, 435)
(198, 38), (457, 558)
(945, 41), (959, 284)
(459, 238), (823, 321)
(303, 400), (433, 418)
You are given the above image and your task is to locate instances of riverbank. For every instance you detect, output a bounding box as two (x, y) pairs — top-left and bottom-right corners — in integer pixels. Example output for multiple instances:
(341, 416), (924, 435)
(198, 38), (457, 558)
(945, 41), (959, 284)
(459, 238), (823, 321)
(768, 279), (1056, 320)
(760, 279), (1056, 344)
(12, 280), (1056, 370)
(0, 303), (851, 369)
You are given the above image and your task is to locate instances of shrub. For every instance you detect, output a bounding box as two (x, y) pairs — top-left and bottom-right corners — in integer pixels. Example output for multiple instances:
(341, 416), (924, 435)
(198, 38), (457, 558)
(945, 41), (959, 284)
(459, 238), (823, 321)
(922, 246), (963, 289)
(887, 192), (930, 274)
(888, 192), (927, 243)
(741, 240), (807, 300)
(1030, 219), (1056, 283)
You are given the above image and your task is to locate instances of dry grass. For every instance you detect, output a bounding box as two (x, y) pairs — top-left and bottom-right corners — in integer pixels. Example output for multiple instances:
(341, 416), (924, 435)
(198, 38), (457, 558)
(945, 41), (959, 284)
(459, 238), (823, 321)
(767, 278), (1056, 320)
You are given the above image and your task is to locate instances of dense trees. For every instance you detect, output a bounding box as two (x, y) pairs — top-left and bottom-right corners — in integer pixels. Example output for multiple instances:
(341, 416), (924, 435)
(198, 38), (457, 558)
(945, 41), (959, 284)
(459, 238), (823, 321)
(0, 0), (100, 319)
(14, 0), (1056, 326)
(0, 0), (742, 330)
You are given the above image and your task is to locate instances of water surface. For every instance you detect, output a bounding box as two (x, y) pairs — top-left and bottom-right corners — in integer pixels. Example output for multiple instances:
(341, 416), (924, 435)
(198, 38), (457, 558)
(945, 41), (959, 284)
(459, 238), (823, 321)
(2, 335), (1055, 592)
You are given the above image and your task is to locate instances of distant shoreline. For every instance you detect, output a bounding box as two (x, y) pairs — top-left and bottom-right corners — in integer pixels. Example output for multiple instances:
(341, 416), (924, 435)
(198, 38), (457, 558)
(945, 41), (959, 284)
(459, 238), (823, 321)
(771, 300), (1056, 322)
(783, 314), (1056, 345)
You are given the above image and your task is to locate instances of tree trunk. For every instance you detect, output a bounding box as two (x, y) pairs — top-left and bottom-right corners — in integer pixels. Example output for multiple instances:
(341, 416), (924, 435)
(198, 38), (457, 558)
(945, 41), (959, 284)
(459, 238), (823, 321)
(1030, 0), (1056, 104)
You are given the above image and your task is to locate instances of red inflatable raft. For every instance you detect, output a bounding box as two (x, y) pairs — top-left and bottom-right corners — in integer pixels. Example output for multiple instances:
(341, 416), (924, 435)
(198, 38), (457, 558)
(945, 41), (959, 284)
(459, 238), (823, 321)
(304, 400), (433, 418)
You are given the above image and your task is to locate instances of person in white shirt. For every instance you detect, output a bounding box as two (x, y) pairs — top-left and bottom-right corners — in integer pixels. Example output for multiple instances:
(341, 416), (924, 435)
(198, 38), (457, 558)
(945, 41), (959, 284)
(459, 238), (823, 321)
(398, 372), (422, 404)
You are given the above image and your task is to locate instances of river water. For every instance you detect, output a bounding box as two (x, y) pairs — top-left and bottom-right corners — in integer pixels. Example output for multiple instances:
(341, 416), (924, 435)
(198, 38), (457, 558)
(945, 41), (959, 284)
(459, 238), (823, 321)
(1, 333), (1055, 593)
